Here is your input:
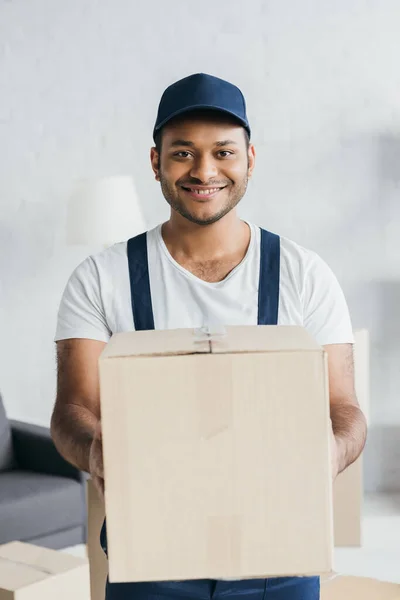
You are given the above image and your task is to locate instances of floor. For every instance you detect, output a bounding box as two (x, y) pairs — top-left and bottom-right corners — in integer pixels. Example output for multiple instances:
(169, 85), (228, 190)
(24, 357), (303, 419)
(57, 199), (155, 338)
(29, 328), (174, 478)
(334, 492), (400, 583)
(63, 493), (400, 584)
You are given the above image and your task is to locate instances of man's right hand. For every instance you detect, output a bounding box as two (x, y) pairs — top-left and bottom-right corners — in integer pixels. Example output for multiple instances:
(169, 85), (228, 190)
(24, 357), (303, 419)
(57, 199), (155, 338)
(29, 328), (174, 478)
(89, 420), (105, 501)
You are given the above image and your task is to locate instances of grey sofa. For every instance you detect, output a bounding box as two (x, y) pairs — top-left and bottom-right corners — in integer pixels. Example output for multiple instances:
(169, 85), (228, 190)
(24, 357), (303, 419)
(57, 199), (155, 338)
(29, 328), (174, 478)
(0, 393), (87, 549)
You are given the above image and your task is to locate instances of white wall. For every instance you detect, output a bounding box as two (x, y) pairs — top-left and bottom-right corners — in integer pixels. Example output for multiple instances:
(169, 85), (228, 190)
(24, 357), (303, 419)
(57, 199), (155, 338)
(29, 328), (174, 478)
(1, 0), (399, 490)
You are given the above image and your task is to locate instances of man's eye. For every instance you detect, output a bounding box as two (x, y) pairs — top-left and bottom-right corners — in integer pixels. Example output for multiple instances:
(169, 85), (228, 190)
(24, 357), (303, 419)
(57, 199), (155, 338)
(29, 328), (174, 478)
(174, 151), (191, 158)
(218, 151), (234, 158)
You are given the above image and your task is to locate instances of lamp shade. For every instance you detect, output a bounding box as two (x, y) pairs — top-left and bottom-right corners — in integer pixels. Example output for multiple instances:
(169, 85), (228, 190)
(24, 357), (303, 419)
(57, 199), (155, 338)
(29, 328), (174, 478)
(67, 176), (146, 247)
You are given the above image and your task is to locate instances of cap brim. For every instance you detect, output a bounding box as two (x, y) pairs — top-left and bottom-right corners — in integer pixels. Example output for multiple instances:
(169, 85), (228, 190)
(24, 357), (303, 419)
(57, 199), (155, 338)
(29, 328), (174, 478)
(153, 104), (251, 139)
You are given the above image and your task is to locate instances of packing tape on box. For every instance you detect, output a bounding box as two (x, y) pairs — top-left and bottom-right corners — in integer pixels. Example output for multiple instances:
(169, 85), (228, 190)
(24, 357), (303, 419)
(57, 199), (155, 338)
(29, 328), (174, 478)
(193, 325), (232, 440)
(193, 325), (227, 344)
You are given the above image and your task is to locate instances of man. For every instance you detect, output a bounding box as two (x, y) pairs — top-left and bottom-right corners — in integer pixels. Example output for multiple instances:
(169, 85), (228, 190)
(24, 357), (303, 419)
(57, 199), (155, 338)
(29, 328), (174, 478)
(51, 73), (367, 600)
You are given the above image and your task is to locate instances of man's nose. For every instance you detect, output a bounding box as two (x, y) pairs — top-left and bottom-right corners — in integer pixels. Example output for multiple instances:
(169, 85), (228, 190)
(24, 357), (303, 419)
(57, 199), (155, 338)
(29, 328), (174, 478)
(189, 156), (218, 182)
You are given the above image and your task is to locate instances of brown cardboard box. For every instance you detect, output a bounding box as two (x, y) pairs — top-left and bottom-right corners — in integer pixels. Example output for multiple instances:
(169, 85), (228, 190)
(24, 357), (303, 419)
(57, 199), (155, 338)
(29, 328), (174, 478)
(0, 541), (89, 600)
(333, 329), (369, 547)
(87, 480), (107, 600)
(321, 575), (400, 599)
(333, 459), (362, 546)
(99, 325), (333, 583)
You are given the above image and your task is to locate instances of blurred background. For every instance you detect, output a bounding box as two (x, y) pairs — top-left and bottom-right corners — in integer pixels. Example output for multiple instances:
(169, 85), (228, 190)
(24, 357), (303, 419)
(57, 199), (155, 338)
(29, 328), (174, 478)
(0, 0), (399, 585)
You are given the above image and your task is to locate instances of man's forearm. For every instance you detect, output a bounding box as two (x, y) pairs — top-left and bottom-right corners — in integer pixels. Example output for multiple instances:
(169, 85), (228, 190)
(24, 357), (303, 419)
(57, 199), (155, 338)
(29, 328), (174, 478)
(331, 404), (367, 474)
(50, 403), (98, 473)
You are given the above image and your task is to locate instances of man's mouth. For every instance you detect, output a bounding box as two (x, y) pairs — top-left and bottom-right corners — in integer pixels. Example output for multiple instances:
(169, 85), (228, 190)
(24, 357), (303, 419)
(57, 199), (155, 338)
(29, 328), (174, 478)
(180, 186), (227, 199)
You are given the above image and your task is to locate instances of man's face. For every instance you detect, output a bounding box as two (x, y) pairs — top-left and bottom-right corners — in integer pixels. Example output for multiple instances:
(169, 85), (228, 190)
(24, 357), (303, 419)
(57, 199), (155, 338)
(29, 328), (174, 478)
(151, 114), (255, 226)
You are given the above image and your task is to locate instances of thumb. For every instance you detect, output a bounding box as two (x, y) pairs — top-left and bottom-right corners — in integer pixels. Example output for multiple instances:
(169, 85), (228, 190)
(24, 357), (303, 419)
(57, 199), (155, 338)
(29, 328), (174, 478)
(94, 419), (102, 440)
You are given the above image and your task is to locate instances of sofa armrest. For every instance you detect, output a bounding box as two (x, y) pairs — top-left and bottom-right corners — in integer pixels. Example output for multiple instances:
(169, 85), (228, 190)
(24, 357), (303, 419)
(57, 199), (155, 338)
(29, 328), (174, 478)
(10, 420), (87, 484)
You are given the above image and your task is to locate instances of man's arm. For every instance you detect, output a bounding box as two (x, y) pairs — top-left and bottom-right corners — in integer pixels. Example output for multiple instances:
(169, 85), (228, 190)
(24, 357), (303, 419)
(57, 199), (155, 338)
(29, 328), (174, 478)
(325, 343), (367, 478)
(50, 338), (106, 473)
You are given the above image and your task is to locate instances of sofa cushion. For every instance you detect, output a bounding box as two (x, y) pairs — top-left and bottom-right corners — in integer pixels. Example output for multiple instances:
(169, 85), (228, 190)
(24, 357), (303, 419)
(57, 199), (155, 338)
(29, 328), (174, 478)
(0, 470), (86, 545)
(0, 394), (14, 471)
(30, 525), (85, 550)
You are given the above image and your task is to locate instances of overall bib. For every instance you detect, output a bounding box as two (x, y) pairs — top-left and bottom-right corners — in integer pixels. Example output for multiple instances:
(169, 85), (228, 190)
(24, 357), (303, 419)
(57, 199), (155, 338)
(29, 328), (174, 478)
(102, 229), (320, 600)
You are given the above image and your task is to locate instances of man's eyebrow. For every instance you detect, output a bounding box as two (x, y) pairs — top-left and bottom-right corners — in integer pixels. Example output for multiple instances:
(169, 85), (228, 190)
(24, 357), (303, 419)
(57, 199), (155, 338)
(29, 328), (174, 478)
(169, 139), (238, 148)
(215, 140), (238, 147)
(170, 139), (195, 147)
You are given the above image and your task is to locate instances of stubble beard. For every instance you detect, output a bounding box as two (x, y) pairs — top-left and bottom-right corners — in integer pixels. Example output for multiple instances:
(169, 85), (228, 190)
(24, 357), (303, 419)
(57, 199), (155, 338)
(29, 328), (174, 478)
(159, 173), (249, 226)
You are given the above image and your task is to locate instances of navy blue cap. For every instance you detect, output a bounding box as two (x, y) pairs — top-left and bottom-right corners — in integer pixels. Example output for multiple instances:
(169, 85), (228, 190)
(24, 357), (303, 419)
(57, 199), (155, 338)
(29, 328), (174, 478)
(153, 73), (251, 141)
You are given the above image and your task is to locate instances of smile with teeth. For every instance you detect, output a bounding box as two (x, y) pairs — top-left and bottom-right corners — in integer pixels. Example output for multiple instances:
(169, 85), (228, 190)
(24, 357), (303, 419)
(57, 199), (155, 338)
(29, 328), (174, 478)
(181, 186), (226, 197)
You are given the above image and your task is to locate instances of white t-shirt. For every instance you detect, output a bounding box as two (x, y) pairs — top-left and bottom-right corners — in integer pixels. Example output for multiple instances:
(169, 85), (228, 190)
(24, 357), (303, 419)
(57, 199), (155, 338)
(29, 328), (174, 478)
(55, 223), (354, 346)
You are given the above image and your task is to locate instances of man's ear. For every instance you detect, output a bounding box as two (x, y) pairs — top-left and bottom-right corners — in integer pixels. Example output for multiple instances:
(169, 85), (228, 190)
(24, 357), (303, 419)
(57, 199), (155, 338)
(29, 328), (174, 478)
(150, 147), (161, 181)
(247, 144), (256, 179)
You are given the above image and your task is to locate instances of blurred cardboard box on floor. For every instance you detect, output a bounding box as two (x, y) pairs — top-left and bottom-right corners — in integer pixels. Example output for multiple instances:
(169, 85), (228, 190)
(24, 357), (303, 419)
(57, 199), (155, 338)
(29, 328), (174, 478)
(99, 325), (334, 583)
(0, 541), (89, 600)
(321, 574), (400, 599)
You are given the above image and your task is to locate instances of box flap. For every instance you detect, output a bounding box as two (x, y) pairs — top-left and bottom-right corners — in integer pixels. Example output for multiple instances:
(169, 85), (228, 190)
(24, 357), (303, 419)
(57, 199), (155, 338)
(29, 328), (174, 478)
(321, 574), (400, 599)
(100, 326), (322, 360)
(0, 559), (47, 591)
(210, 325), (322, 354)
(100, 328), (210, 359)
(0, 542), (86, 591)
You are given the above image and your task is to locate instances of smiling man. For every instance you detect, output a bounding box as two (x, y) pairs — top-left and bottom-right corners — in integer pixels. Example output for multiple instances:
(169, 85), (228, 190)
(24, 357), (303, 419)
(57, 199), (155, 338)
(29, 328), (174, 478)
(51, 74), (367, 600)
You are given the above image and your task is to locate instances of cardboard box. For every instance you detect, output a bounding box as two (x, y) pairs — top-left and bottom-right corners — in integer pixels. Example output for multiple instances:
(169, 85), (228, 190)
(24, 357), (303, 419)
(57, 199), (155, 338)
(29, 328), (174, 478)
(87, 479), (107, 600)
(333, 459), (362, 546)
(321, 574), (400, 599)
(0, 541), (89, 600)
(333, 329), (369, 547)
(99, 325), (333, 583)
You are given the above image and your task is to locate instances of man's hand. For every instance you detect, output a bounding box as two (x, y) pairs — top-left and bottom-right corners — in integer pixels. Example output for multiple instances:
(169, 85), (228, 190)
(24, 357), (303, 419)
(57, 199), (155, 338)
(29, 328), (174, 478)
(89, 420), (105, 501)
(325, 343), (367, 477)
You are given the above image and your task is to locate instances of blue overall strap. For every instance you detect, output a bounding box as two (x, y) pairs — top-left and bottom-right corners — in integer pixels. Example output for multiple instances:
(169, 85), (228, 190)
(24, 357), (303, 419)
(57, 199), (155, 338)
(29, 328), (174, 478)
(258, 228), (280, 325)
(127, 232), (155, 331)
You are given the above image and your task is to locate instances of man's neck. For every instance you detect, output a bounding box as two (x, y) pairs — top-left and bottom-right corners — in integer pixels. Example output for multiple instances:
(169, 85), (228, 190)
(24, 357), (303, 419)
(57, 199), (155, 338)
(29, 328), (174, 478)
(162, 212), (250, 262)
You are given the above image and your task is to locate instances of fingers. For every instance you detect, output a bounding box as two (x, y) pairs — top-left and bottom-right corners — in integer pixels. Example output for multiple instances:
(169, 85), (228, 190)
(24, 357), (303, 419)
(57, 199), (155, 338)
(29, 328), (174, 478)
(90, 420), (104, 490)
(89, 421), (104, 479)
(95, 419), (102, 440)
(93, 436), (104, 479)
(93, 474), (105, 502)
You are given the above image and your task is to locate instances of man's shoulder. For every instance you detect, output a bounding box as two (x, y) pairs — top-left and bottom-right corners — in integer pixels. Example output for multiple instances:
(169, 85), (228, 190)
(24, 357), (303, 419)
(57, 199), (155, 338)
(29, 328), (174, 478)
(69, 241), (129, 285)
(92, 240), (129, 263)
(256, 226), (320, 271)
(277, 233), (337, 289)
(77, 226), (160, 276)
(91, 240), (128, 268)
(279, 235), (319, 267)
